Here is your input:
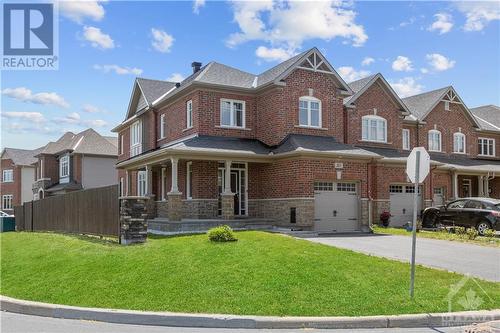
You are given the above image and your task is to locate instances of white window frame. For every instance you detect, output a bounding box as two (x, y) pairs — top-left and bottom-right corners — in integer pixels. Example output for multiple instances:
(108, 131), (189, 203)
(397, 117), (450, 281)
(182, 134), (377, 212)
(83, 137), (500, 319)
(186, 100), (193, 129)
(444, 101), (450, 111)
(220, 99), (245, 128)
(160, 114), (166, 139)
(361, 115), (387, 143)
(402, 129), (410, 150)
(130, 120), (142, 157)
(119, 135), (124, 155)
(119, 177), (124, 196)
(59, 155), (69, 178)
(298, 96), (322, 128)
(453, 132), (466, 154)
(186, 161), (192, 200)
(2, 195), (13, 210)
(428, 130), (442, 152)
(2, 169), (13, 183)
(478, 137), (495, 157)
(137, 171), (147, 196)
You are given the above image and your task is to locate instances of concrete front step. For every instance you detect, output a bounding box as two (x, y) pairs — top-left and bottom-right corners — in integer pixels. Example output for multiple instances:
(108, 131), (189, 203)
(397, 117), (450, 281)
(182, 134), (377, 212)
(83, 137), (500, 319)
(148, 218), (275, 235)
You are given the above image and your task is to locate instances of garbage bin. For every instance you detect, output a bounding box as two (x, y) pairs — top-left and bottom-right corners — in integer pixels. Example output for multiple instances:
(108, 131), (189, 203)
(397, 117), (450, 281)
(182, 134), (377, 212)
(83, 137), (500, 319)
(0, 216), (15, 232)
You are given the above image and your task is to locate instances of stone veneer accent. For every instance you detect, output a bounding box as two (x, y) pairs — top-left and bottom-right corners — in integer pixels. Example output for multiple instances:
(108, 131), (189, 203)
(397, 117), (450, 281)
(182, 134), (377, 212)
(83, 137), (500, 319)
(360, 198), (370, 231)
(248, 198), (314, 229)
(156, 201), (168, 218)
(220, 193), (235, 220)
(167, 193), (183, 221)
(182, 199), (218, 219)
(120, 196), (148, 245)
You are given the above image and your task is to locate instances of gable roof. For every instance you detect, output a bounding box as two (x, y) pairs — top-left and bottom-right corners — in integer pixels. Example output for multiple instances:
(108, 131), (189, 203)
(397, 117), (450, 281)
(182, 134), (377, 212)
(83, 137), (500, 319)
(136, 78), (177, 106)
(470, 105), (500, 132)
(402, 86), (480, 127)
(1, 147), (45, 166)
(343, 73), (410, 114)
(39, 129), (117, 157)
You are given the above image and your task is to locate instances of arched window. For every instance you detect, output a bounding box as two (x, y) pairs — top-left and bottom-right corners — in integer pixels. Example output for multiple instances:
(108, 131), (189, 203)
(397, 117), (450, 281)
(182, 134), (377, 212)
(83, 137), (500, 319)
(361, 115), (387, 143)
(453, 132), (466, 153)
(428, 130), (442, 152)
(299, 96), (321, 128)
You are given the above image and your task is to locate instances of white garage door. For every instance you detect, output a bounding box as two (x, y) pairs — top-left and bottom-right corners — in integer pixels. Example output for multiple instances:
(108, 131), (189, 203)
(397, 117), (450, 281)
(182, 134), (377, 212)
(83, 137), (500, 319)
(314, 182), (359, 233)
(389, 185), (422, 227)
(433, 187), (445, 206)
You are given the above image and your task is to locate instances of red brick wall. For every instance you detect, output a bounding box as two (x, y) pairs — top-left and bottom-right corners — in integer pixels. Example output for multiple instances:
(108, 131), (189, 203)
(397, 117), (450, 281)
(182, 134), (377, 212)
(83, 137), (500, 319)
(403, 125), (418, 150)
(117, 128), (130, 162)
(431, 170), (452, 201)
(0, 159), (21, 210)
(41, 155), (59, 184)
(257, 68), (344, 146)
(72, 154), (82, 184)
(489, 177), (500, 198)
(345, 80), (405, 150)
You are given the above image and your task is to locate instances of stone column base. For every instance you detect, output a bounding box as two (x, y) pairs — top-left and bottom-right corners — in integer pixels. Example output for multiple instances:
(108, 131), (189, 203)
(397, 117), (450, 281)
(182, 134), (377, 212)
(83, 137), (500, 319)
(220, 193), (235, 220)
(120, 197), (148, 245)
(167, 192), (183, 221)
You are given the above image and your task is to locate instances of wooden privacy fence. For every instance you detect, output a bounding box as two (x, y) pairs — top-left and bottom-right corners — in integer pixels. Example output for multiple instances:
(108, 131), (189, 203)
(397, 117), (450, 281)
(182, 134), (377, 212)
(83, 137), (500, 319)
(15, 185), (119, 238)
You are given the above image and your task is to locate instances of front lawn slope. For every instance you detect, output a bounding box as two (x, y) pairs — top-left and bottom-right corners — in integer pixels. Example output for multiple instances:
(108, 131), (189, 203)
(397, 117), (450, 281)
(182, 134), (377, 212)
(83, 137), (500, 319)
(1, 232), (498, 316)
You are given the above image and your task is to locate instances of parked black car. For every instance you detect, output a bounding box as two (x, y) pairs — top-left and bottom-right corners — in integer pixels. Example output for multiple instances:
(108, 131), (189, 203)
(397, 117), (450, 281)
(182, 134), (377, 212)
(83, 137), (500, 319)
(422, 197), (500, 235)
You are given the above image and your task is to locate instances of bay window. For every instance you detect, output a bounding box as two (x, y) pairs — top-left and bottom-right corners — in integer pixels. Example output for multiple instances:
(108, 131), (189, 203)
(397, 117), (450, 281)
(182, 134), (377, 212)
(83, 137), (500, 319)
(453, 132), (466, 153)
(428, 130), (442, 152)
(130, 120), (142, 157)
(299, 96), (321, 128)
(402, 129), (410, 150)
(220, 99), (245, 128)
(361, 115), (387, 142)
(137, 171), (147, 196)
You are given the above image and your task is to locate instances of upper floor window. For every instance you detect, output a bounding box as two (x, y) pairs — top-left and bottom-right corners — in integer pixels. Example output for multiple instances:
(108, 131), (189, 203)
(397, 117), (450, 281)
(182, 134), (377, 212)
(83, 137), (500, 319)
(453, 132), (466, 154)
(428, 130), (442, 152)
(119, 135), (124, 155)
(59, 155), (69, 178)
(2, 195), (13, 210)
(119, 177), (125, 197)
(186, 100), (193, 128)
(444, 101), (450, 111)
(137, 170), (146, 196)
(220, 99), (245, 128)
(130, 120), (142, 157)
(299, 96), (321, 128)
(2, 170), (13, 183)
(160, 114), (166, 139)
(361, 115), (387, 143)
(402, 129), (410, 150)
(478, 137), (495, 156)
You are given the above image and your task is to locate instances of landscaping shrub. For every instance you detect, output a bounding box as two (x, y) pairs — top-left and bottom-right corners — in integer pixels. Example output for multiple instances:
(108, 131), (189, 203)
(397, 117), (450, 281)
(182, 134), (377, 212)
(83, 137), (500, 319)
(466, 227), (478, 240)
(207, 225), (237, 242)
(483, 229), (496, 238)
(454, 226), (466, 236)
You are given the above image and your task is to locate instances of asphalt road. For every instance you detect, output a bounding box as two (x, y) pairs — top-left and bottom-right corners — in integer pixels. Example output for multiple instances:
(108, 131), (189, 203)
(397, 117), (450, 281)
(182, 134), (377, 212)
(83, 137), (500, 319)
(0, 312), (472, 333)
(304, 234), (500, 281)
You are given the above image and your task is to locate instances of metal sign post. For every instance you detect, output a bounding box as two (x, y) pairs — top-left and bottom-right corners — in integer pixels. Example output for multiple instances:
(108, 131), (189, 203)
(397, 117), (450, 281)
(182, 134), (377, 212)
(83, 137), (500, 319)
(406, 147), (430, 299)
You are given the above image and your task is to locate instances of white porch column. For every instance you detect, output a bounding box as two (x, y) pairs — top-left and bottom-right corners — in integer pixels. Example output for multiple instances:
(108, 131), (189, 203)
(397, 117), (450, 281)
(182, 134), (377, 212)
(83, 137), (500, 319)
(125, 170), (129, 196)
(223, 160), (232, 194)
(169, 157), (180, 194)
(484, 177), (490, 197)
(452, 172), (458, 199)
(145, 165), (153, 196)
(478, 176), (484, 197)
(161, 166), (166, 200)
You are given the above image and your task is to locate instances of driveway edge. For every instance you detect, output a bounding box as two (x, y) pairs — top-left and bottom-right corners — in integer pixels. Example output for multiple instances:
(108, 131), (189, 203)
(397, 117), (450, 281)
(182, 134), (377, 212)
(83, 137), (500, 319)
(1, 295), (499, 329)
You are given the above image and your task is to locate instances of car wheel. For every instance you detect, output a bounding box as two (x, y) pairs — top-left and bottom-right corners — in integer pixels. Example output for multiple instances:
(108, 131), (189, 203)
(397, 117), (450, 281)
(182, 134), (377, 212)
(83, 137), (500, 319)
(423, 212), (438, 228)
(476, 221), (491, 236)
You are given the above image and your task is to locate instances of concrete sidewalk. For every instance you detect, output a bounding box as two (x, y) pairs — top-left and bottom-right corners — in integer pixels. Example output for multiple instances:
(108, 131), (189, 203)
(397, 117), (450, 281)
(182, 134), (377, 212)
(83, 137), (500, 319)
(303, 234), (500, 281)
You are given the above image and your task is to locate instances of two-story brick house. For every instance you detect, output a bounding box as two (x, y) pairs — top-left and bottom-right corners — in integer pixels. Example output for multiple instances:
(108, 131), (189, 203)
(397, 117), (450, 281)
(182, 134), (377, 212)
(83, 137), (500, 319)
(113, 47), (500, 231)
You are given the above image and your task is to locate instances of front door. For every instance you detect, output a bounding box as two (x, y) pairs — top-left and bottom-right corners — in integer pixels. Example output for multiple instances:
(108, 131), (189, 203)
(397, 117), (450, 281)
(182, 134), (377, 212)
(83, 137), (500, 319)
(218, 163), (247, 216)
(231, 171), (240, 215)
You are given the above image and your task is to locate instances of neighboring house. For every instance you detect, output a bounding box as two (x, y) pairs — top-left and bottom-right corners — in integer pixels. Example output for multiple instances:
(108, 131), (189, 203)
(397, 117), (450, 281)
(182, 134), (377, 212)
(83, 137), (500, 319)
(0, 147), (44, 213)
(112, 47), (500, 232)
(31, 128), (118, 199)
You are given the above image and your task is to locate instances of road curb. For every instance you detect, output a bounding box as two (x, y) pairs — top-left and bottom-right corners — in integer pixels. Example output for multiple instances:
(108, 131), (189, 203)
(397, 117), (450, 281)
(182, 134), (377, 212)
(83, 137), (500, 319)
(1, 295), (499, 329)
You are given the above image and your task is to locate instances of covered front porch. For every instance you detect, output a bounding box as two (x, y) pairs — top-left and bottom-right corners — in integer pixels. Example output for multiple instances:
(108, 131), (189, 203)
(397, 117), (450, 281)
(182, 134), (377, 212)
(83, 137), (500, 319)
(452, 172), (498, 199)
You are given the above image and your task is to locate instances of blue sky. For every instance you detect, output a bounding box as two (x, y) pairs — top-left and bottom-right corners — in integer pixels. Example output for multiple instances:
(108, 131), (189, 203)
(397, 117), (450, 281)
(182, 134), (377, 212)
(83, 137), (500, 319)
(2, 0), (499, 149)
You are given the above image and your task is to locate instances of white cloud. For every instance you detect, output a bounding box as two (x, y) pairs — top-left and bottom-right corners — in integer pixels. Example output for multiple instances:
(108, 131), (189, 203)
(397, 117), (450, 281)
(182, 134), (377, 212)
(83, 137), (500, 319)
(83, 26), (114, 49)
(93, 64), (143, 75)
(59, 1), (105, 23)
(82, 104), (102, 113)
(420, 68), (429, 74)
(361, 57), (374, 66)
(389, 77), (424, 98)
(151, 28), (174, 53)
(165, 73), (185, 82)
(392, 56), (413, 72)
(255, 46), (295, 62)
(226, 0), (367, 54)
(426, 53), (456, 71)
(2, 87), (69, 108)
(337, 66), (371, 82)
(456, 2), (500, 32)
(1, 111), (46, 124)
(84, 119), (108, 127)
(428, 13), (453, 34)
(53, 112), (107, 128)
(193, 0), (205, 14)
(399, 17), (416, 27)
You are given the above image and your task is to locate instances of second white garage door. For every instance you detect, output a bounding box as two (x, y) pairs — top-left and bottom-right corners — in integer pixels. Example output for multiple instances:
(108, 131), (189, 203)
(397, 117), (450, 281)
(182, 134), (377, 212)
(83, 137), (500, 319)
(314, 182), (359, 233)
(389, 184), (422, 227)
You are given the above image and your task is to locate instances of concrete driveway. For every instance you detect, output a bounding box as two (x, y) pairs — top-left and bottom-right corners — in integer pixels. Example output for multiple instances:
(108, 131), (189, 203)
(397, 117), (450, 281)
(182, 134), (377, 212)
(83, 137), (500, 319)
(303, 234), (500, 282)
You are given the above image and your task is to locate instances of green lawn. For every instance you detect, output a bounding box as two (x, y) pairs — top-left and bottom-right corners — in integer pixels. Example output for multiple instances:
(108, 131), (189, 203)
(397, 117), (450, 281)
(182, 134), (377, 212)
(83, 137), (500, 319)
(1, 231), (499, 316)
(373, 226), (500, 247)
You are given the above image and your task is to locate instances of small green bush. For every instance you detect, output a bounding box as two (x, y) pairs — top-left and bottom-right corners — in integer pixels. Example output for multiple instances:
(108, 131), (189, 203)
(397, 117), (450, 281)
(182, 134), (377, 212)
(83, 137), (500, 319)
(454, 226), (466, 236)
(207, 225), (237, 242)
(466, 227), (478, 240)
(483, 229), (496, 238)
